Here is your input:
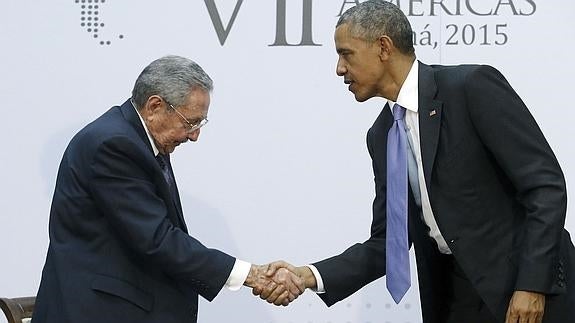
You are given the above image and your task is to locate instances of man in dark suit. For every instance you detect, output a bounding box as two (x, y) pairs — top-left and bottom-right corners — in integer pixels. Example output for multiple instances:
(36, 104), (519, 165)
(266, 1), (575, 322)
(33, 55), (304, 323)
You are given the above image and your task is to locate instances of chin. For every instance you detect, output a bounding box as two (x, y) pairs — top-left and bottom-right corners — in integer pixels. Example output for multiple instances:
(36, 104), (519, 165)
(161, 145), (175, 154)
(354, 93), (370, 102)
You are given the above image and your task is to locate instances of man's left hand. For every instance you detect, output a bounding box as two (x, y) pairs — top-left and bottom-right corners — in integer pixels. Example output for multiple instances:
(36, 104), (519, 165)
(505, 290), (545, 323)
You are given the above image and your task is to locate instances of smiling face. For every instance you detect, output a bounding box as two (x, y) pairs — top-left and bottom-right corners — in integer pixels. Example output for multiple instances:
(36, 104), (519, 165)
(335, 24), (386, 102)
(142, 88), (210, 154)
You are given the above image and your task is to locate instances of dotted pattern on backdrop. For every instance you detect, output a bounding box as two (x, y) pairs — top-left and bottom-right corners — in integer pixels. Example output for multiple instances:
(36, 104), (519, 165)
(266, 301), (418, 323)
(75, 0), (124, 46)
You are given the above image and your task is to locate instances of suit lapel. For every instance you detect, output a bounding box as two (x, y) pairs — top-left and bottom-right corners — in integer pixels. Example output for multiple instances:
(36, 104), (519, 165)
(119, 99), (154, 154)
(418, 63), (443, 192)
(120, 100), (188, 232)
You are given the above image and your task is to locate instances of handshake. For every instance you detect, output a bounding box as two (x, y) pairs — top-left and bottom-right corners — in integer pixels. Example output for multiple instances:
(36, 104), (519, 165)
(243, 261), (316, 306)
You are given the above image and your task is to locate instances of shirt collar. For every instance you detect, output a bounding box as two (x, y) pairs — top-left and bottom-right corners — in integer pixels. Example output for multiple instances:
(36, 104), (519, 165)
(131, 99), (160, 156)
(387, 59), (419, 113)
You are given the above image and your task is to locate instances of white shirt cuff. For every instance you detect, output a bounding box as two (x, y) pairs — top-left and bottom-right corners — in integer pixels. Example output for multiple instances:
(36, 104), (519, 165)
(306, 264), (325, 293)
(225, 259), (251, 291)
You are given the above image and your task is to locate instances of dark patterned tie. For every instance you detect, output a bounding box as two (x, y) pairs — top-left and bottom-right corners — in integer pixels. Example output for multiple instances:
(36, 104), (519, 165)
(386, 103), (411, 304)
(155, 153), (178, 204)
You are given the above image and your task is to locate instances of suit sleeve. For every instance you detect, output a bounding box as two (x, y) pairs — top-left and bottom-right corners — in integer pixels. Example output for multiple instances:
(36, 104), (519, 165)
(464, 65), (567, 294)
(88, 135), (236, 301)
(312, 127), (387, 306)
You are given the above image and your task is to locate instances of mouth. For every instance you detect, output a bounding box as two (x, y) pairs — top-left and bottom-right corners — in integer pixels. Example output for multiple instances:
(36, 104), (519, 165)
(345, 80), (354, 91)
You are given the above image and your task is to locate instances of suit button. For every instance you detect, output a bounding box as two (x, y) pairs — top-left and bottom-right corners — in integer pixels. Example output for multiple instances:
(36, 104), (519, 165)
(558, 281), (565, 288)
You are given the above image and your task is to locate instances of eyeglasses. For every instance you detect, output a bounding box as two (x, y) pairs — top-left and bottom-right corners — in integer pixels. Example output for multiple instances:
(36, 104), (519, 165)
(164, 98), (208, 133)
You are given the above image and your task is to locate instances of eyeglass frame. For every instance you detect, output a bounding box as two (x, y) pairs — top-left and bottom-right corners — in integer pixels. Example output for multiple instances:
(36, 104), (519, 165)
(162, 97), (208, 133)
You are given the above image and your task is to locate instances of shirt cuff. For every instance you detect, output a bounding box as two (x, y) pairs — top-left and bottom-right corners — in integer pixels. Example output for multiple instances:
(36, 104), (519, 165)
(306, 264), (325, 294)
(225, 259), (251, 291)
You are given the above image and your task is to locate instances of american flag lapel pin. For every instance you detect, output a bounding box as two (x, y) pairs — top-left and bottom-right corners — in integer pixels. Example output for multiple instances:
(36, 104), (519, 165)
(429, 109), (437, 117)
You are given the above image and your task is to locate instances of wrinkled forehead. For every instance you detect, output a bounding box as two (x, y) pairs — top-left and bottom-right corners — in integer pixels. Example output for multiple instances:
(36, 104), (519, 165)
(180, 88), (210, 116)
(187, 88), (210, 106)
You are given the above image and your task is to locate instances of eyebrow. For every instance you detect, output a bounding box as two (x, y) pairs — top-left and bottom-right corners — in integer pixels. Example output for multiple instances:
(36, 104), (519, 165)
(189, 117), (206, 124)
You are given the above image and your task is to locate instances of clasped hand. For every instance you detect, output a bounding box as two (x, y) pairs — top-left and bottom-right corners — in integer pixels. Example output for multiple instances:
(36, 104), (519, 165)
(244, 261), (305, 306)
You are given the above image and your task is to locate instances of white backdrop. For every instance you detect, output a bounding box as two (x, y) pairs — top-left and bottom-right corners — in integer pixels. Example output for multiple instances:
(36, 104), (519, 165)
(1, 1), (574, 322)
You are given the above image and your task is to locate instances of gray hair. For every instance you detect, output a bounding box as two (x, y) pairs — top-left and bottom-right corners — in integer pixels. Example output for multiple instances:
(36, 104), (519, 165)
(131, 55), (213, 109)
(337, 0), (414, 55)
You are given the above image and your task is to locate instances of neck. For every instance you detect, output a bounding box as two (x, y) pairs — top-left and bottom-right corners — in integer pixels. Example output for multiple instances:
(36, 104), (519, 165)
(381, 54), (416, 102)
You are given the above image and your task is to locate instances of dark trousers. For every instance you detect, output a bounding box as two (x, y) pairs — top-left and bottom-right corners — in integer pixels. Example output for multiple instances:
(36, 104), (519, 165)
(439, 255), (499, 323)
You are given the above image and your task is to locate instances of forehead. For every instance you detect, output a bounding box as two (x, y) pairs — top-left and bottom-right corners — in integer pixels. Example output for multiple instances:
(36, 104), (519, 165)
(334, 24), (351, 45)
(183, 88), (210, 116)
(334, 24), (365, 51)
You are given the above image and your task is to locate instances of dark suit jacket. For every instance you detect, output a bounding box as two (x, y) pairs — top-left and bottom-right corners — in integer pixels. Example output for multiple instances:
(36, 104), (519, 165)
(33, 100), (235, 323)
(313, 63), (575, 323)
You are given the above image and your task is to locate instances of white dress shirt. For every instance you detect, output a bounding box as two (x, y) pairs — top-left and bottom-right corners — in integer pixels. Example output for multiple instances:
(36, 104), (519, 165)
(133, 102), (250, 291)
(310, 59), (451, 293)
(390, 60), (451, 255)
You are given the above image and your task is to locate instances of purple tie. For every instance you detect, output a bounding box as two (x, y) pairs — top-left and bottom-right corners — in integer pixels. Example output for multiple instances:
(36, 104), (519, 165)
(386, 103), (410, 304)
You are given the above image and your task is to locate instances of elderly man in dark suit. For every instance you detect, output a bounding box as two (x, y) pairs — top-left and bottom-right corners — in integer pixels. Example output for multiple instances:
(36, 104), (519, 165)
(33, 55), (304, 323)
(265, 1), (575, 322)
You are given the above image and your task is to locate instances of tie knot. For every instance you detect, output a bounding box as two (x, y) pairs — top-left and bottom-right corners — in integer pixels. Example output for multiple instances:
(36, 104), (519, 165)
(392, 103), (406, 121)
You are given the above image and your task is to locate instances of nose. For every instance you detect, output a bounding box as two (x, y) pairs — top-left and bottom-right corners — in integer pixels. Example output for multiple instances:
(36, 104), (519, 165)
(336, 57), (346, 76)
(187, 129), (201, 142)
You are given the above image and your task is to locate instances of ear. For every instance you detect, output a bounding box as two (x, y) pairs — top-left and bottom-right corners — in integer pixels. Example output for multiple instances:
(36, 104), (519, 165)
(378, 35), (393, 61)
(141, 95), (164, 121)
(145, 95), (164, 113)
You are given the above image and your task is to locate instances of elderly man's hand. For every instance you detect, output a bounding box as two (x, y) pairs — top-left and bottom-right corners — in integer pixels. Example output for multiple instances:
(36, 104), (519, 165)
(244, 262), (305, 306)
(505, 290), (545, 323)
